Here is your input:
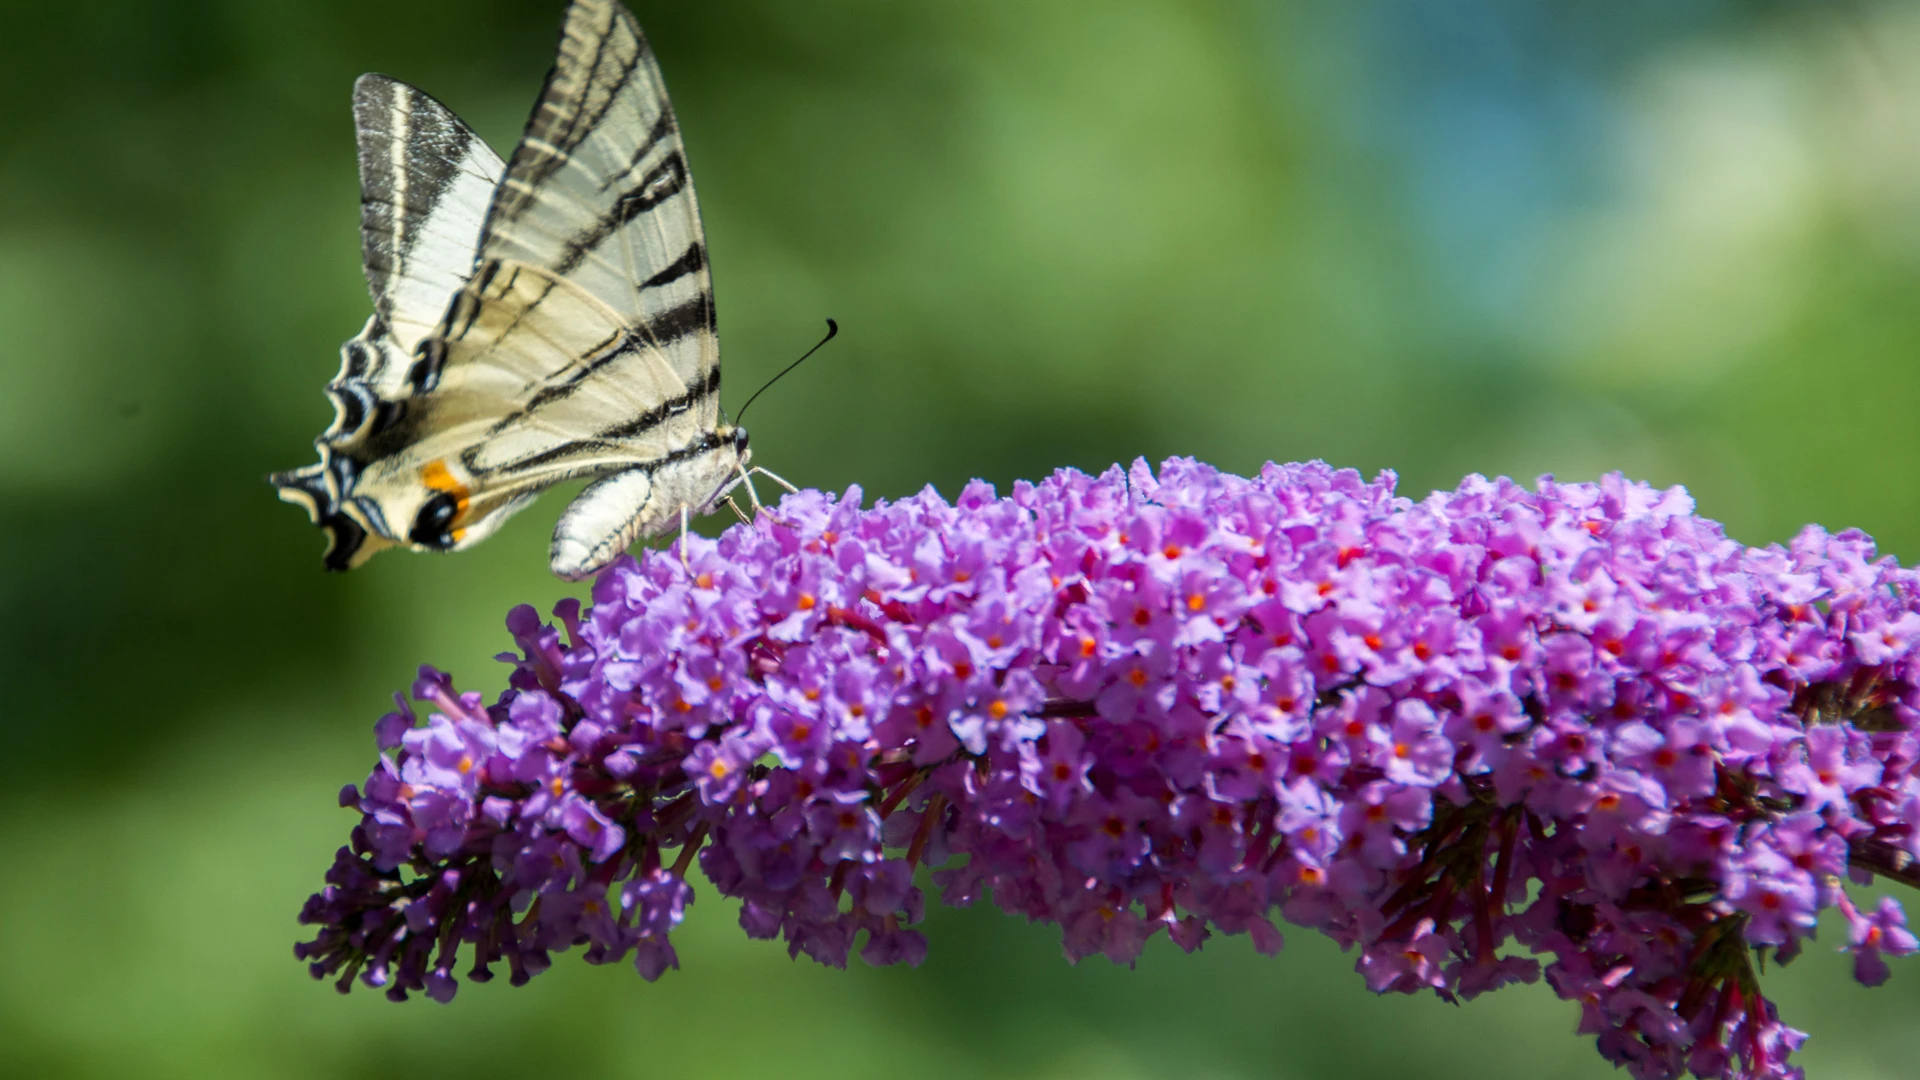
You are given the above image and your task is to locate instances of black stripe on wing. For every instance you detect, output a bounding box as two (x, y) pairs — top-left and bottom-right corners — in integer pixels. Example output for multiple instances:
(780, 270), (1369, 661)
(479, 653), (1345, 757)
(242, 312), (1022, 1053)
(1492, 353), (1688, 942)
(600, 110), (677, 192)
(353, 75), (488, 322)
(639, 242), (705, 289)
(463, 383), (726, 478)
(490, 2), (646, 227)
(599, 362), (720, 439)
(489, 295), (713, 425)
(553, 152), (689, 275)
(415, 261), (565, 393)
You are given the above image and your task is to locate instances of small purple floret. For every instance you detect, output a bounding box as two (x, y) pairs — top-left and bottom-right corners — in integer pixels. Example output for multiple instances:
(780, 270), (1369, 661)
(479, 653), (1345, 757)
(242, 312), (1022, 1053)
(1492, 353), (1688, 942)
(297, 458), (1920, 1080)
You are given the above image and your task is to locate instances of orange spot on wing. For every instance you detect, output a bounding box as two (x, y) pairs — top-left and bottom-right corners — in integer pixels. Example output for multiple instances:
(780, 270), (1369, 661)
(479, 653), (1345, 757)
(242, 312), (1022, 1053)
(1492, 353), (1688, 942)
(421, 459), (472, 516)
(421, 459), (473, 545)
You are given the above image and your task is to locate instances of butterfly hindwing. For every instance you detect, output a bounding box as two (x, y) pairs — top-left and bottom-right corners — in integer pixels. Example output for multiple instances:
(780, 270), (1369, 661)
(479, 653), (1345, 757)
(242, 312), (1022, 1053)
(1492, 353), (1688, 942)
(270, 74), (505, 569)
(272, 0), (748, 580)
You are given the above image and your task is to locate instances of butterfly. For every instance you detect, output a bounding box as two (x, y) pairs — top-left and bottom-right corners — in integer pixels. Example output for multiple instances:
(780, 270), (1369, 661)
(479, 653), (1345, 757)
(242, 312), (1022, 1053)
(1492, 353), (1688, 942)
(272, 0), (764, 581)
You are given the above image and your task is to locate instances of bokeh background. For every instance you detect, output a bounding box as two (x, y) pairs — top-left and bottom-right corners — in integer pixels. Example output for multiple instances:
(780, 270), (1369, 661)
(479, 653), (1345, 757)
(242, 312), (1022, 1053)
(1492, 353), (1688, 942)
(7, 0), (1920, 1076)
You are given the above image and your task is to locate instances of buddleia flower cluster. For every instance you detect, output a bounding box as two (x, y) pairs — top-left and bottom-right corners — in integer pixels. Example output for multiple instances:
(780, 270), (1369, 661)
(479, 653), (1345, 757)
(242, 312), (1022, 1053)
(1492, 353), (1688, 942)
(297, 458), (1920, 1080)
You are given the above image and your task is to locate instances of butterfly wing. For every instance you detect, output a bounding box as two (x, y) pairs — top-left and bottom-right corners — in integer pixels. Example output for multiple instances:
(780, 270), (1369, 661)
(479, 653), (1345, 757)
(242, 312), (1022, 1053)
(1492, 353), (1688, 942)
(480, 0), (716, 380)
(275, 0), (743, 578)
(271, 73), (506, 569)
(354, 74), (508, 361)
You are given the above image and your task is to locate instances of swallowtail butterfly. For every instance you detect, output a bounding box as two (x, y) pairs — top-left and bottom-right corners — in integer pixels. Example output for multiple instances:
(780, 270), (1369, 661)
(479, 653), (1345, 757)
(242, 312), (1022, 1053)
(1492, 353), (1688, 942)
(272, 0), (752, 580)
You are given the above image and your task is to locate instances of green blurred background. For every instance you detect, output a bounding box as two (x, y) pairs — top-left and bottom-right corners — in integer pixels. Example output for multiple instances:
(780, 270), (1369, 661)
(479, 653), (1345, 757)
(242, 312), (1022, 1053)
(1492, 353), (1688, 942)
(6, 0), (1920, 1076)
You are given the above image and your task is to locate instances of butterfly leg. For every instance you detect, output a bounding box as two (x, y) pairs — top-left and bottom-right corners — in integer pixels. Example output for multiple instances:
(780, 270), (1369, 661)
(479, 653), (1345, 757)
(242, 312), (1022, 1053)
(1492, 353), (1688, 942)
(735, 463), (764, 512)
(729, 461), (788, 529)
(677, 504), (691, 572)
(749, 466), (800, 494)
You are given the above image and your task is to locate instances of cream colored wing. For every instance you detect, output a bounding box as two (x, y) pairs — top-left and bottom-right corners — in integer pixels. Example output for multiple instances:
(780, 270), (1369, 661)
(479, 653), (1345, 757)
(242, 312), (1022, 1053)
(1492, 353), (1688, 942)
(354, 74), (507, 360)
(273, 0), (743, 578)
(272, 73), (506, 568)
(326, 259), (731, 566)
(476, 0), (718, 414)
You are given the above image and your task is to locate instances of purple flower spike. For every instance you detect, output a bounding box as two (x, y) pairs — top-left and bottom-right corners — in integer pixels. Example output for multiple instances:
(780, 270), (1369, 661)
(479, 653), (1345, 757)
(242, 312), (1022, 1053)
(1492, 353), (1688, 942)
(298, 458), (1920, 1080)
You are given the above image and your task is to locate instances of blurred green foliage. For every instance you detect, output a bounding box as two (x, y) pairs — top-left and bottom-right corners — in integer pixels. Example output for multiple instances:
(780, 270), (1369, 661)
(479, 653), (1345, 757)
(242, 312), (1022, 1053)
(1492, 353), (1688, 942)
(6, 0), (1920, 1076)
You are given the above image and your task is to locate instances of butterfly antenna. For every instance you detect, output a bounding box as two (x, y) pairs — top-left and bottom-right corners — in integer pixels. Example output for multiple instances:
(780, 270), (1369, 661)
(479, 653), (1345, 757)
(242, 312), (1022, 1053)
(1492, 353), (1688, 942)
(736, 319), (837, 425)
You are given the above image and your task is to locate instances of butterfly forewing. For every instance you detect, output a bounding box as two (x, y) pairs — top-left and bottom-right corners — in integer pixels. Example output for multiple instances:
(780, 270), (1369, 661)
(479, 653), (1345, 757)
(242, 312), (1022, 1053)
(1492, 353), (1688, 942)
(481, 0), (717, 389)
(432, 259), (715, 479)
(353, 75), (508, 360)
